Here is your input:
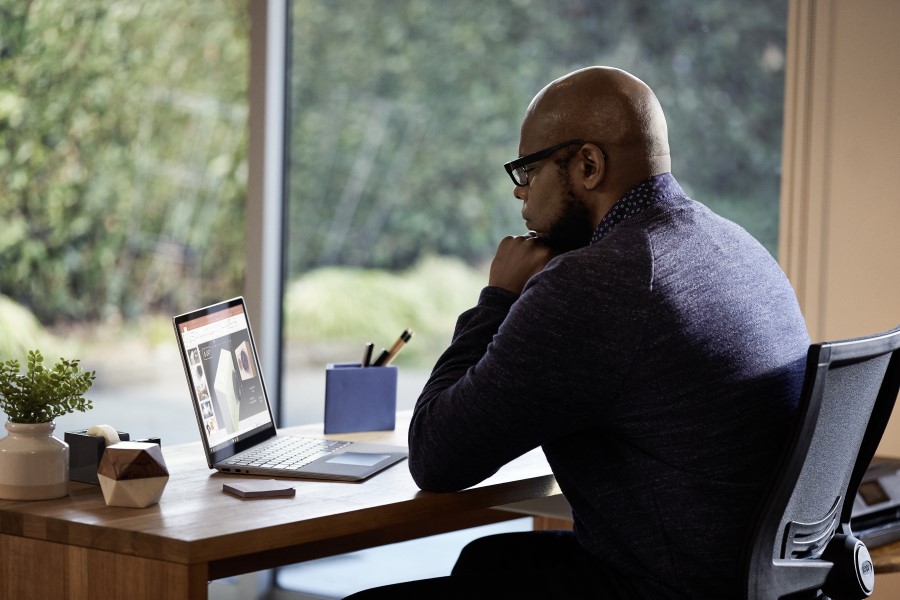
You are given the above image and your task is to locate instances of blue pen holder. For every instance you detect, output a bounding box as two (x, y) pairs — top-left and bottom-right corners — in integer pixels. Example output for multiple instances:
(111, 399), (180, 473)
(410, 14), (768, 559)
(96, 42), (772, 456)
(324, 363), (398, 434)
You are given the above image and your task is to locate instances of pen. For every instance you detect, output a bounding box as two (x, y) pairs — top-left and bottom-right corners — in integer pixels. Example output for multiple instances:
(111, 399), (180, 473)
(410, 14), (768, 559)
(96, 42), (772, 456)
(361, 342), (374, 368)
(380, 328), (414, 366)
(371, 348), (389, 367)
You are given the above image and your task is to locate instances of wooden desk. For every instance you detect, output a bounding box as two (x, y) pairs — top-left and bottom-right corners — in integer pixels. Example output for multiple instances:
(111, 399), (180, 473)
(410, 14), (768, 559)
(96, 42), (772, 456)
(0, 421), (558, 600)
(871, 540), (900, 574)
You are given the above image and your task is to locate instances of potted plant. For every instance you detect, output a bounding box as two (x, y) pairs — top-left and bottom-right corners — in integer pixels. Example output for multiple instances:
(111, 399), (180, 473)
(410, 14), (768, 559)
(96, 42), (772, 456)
(0, 350), (96, 500)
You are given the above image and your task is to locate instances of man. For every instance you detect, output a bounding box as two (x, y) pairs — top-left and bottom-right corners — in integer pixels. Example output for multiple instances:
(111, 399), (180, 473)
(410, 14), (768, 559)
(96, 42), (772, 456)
(348, 66), (809, 599)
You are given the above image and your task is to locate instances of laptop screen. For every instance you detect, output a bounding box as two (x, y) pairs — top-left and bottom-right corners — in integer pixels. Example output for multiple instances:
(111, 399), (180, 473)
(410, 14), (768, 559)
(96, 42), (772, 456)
(173, 297), (275, 461)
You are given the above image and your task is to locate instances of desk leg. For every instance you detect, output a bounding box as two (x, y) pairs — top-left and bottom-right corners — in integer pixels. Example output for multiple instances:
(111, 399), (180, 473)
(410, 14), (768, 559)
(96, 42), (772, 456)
(1, 533), (208, 600)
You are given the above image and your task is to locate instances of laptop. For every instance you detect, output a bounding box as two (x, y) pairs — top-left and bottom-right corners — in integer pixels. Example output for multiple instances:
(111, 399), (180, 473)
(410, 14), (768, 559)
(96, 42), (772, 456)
(173, 297), (408, 481)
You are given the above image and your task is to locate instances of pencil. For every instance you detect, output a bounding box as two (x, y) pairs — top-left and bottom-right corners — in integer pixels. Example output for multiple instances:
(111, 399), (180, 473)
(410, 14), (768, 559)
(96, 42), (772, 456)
(381, 329), (414, 366)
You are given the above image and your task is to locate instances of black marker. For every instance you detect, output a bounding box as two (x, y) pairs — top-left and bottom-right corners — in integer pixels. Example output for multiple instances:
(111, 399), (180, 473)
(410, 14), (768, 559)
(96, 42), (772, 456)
(361, 342), (374, 368)
(371, 348), (390, 367)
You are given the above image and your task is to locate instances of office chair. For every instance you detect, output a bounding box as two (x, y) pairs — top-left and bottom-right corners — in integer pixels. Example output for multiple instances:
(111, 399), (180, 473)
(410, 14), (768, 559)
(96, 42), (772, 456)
(744, 324), (900, 600)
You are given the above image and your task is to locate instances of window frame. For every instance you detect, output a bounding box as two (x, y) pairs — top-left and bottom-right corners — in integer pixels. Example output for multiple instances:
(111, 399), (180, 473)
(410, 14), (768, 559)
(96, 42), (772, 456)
(246, 0), (289, 425)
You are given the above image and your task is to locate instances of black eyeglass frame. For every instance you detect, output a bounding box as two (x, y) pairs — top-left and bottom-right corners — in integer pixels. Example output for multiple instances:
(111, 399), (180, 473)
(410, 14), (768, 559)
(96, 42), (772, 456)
(503, 139), (589, 187)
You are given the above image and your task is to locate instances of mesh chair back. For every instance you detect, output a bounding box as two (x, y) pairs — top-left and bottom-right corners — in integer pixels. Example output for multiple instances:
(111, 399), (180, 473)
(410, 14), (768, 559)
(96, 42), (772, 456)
(745, 325), (900, 600)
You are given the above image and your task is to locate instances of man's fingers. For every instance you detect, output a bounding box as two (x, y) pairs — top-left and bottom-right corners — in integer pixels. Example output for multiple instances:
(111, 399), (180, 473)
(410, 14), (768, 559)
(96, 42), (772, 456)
(489, 234), (558, 294)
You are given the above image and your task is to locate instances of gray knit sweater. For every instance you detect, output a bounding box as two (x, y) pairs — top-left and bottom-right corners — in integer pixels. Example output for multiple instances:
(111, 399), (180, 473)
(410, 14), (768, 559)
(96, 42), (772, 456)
(409, 175), (810, 598)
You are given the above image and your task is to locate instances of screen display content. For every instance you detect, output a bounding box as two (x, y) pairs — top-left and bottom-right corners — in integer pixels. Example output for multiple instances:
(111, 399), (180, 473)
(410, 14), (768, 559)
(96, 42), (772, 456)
(176, 304), (272, 453)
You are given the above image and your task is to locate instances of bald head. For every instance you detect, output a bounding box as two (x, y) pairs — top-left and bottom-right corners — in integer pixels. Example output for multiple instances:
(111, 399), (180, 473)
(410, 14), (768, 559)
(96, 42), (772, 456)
(521, 66), (671, 182)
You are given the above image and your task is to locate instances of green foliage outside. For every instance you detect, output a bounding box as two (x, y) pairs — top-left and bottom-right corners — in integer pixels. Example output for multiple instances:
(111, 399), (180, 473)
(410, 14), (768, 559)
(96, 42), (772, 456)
(287, 0), (788, 277)
(1, 0), (787, 355)
(0, 0), (249, 325)
(0, 294), (57, 360)
(0, 350), (95, 423)
(284, 255), (486, 367)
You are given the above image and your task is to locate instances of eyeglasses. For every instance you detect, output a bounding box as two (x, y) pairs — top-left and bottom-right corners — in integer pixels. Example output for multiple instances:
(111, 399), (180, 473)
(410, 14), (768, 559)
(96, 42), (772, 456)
(503, 139), (587, 187)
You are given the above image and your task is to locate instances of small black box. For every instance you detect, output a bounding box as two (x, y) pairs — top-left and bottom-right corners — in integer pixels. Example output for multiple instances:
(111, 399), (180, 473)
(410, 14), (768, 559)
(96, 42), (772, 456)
(65, 429), (130, 485)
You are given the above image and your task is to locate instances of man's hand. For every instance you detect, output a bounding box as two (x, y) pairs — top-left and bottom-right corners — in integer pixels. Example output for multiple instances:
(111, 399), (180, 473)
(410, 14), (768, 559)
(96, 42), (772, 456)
(488, 233), (558, 294)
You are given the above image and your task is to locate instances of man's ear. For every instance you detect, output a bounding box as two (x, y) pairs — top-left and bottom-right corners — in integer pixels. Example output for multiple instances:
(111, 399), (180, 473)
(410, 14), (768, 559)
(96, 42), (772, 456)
(577, 144), (605, 190)
(577, 144), (606, 190)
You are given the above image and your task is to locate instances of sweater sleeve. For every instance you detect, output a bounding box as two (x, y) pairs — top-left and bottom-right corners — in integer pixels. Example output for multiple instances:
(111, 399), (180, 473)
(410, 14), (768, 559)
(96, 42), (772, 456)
(408, 285), (518, 491)
(408, 250), (647, 492)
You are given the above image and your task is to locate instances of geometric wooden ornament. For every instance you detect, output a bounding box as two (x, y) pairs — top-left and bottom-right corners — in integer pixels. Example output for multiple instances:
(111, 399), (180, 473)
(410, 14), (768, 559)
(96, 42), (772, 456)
(97, 442), (170, 508)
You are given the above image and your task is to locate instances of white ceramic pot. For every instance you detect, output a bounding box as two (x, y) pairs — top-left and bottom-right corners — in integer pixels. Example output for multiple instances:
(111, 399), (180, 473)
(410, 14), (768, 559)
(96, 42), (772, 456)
(0, 421), (69, 500)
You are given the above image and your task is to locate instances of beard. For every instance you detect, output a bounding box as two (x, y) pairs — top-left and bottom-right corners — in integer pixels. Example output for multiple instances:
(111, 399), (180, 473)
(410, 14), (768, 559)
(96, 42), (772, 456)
(541, 169), (594, 252)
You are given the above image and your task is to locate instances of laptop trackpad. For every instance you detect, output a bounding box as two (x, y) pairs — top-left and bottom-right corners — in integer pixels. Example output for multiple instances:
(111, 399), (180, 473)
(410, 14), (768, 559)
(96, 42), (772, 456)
(325, 452), (391, 467)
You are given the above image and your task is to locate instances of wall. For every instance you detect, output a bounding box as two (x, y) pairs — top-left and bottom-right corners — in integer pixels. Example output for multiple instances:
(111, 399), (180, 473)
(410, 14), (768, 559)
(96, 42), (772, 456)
(780, 0), (900, 444)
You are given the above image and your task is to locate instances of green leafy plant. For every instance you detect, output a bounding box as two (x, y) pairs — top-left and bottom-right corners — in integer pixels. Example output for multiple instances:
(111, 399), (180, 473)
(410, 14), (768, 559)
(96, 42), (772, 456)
(0, 350), (96, 424)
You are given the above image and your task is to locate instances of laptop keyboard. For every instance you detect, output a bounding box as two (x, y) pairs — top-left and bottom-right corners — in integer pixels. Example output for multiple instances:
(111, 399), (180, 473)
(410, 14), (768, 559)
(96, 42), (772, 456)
(223, 436), (350, 471)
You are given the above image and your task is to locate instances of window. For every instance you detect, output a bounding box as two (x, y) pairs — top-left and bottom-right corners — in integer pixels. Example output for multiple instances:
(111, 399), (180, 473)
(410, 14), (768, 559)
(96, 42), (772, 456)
(281, 0), (787, 424)
(0, 1), (788, 595)
(0, 2), (249, 443)
(279, 2), (786, 595)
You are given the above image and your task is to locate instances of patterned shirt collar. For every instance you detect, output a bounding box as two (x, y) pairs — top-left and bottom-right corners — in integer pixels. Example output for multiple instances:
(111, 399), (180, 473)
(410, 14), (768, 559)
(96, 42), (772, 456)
(590, 173), (684, 245)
